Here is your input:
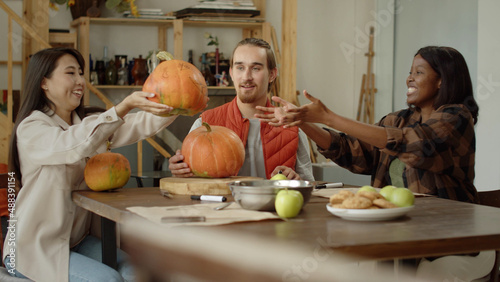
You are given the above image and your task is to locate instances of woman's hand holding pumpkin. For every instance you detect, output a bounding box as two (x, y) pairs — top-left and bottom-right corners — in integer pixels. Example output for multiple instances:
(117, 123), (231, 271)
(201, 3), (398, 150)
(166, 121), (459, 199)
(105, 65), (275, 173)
(115, 91), (174, 118)
(168, 150), (194, 178)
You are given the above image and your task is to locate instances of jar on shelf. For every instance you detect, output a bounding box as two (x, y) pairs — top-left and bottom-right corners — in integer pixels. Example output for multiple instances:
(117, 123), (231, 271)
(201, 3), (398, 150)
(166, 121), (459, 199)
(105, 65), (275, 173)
(117, 58), (128, 86)
(131, 55), (148, 86)
(115, 55), (127, 69)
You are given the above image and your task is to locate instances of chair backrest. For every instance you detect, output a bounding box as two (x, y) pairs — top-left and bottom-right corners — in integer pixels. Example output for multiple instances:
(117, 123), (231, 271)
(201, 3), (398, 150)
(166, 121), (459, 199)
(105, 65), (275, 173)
(478, 190), (500, 208)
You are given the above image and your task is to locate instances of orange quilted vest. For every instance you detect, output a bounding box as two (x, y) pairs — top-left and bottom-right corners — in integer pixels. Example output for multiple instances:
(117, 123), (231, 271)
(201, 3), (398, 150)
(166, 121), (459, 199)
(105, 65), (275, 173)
(201, 98), (299, 179)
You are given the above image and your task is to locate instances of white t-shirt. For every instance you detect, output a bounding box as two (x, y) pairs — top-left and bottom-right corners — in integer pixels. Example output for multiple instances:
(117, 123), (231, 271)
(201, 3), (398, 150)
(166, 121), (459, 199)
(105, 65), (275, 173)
(190, 117), (314, 181)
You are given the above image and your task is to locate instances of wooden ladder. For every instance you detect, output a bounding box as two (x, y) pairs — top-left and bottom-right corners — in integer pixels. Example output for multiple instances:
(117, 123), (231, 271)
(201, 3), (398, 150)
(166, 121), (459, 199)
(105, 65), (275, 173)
(356, 26), (378, 124)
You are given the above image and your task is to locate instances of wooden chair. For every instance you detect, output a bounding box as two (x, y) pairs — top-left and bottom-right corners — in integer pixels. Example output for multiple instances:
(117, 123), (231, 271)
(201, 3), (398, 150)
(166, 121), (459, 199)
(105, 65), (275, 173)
(478, 190), (500, 282)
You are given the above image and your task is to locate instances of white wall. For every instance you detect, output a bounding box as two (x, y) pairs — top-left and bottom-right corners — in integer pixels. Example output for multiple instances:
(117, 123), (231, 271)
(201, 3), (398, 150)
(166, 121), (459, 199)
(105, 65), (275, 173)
(475, 0), (500, 190)
(295, 0), (375, 163)
(393, 0), (478, 111)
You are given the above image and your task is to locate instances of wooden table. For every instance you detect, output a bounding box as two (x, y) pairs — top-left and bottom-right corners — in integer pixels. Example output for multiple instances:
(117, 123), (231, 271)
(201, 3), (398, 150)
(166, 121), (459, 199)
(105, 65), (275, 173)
(73, 187), (500, 280)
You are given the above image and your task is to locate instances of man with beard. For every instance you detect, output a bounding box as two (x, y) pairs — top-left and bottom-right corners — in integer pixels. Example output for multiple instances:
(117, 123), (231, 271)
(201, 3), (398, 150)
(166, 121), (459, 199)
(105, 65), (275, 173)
(169, 38), (313, 181)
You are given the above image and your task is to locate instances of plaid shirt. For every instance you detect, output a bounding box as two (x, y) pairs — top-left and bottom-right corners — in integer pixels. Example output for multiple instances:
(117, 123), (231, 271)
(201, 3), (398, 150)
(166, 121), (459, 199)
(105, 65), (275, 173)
(319, 104), (479, 203)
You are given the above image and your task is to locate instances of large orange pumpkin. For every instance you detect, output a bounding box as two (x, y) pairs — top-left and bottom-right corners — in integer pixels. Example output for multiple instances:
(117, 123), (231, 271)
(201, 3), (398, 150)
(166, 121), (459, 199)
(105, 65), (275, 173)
(143, 52), (208, 116)
(84, 152), (131, 191)
(182, 122), (245, 178)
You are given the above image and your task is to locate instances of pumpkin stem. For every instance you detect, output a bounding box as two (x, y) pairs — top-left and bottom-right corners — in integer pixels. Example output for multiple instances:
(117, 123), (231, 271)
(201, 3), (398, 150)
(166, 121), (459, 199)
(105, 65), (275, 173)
(157, 51), (174, 62)
(106, 141), (113, 152)
(201, 122), (212, 133)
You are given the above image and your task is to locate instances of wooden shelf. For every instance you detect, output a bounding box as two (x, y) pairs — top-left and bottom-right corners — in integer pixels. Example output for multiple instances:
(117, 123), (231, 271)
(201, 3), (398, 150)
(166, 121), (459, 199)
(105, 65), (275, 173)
(91, 85), (235, 96)
(93, 85), (142, 89)
(183, 19), (264, 28)
(71, 16), (268, 105)
(70, 17), (175, 27)
(70, 17), (263, 28)
(93, 85), (233, 90)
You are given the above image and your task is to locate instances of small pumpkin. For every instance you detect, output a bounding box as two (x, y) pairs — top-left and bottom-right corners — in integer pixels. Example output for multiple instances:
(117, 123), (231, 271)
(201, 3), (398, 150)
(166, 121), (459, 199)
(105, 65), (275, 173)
(84, 143), (131, 191)
(143, 51), (208, 116)
(181, 122), (245, 178)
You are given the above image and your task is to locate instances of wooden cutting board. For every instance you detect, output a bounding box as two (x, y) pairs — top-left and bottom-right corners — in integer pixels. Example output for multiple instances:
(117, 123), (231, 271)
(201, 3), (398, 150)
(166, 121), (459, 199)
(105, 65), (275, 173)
(159, 176), (263, 195)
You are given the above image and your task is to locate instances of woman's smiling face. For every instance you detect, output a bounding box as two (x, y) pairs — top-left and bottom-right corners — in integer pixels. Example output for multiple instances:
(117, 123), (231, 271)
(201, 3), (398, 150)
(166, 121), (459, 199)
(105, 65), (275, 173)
(41, 54), (85, 117)
(406, 54), (441, 110)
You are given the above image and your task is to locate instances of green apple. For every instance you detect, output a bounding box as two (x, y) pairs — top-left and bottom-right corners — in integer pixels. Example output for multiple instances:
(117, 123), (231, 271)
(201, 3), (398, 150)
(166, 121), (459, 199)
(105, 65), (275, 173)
(357, 185), (377, 194)
(275, 189), (303, 218)
(389, 188), (415, 207)
(270, 171), (288, 180)
(379, 185), (397, 201)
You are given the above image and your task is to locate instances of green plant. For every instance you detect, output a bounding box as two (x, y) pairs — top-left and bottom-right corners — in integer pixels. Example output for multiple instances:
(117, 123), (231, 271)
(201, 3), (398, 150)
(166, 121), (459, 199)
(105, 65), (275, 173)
(204, 32), (219, 47)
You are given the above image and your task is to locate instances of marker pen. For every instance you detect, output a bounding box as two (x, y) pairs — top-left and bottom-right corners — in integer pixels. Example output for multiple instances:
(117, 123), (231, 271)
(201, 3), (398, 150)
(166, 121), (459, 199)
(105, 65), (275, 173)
(190, 195), (227, 202)
(315, 182), (344, 189)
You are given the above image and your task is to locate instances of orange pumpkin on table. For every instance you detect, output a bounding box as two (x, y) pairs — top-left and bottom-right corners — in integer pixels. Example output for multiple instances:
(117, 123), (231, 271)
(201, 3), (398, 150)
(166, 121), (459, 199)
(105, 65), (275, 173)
(84, 143), (131, 191)
(143, 51), (208, 116)
(182, 123), (245, 178)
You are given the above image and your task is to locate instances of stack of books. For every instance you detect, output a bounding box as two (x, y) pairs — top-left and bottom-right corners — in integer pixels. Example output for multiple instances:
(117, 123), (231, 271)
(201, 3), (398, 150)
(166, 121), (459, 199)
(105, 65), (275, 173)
(123, 9), (175, 20)
(175, 0), (260, 19)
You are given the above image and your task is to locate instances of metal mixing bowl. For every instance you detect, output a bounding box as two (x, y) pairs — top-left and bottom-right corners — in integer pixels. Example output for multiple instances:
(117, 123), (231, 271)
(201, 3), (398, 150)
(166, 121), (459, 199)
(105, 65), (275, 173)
(228, 180), (313, 211)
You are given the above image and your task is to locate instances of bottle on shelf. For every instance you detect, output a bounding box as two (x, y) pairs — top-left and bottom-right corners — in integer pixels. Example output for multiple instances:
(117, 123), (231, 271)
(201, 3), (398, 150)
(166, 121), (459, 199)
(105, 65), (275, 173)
(95, 60), (106, 85)
(102, 46), (109, 67)
(188, 49), (194, 65)
(117, 58), (128, 86)
(89, 54), (98, 85)
(128, 59), (135, 85)
(105, 59), (117, 85)
(201, 53), (215, 86)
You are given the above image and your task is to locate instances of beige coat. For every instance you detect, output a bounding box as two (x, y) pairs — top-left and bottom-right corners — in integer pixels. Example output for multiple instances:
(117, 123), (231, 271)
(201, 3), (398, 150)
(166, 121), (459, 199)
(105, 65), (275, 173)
(2, 107), (176, 282)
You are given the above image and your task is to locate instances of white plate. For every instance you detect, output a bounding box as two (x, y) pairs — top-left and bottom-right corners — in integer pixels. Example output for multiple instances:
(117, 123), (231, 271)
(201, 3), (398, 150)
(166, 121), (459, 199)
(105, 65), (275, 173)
(326, 204), (414, 221)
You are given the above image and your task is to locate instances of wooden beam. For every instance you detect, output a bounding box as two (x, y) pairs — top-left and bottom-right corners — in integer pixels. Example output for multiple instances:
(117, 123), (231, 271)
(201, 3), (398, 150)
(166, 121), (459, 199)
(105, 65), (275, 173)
(252, 0), (266, 19)
(33, 0), (50, 52)
(280, 0), (297, 104)
(0, 61), (22, 65)
(49, 32), (77, 48)
(261, 22), (272, 44)
(173, 19), (183, 60)
(158, 25), (167, 51)
(145, 138), (171, 159)
(0, 0), (50, 49)
(86, 82), (114, 109)
(137, 141), (143, 173)
(75, 17), (91, 105)
(271, 26), (281, 65)
(7, 16), (13, 161)
(22, 0), (32, 89)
